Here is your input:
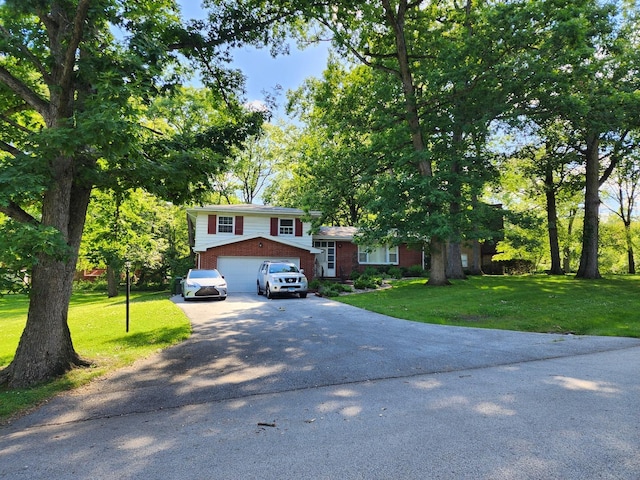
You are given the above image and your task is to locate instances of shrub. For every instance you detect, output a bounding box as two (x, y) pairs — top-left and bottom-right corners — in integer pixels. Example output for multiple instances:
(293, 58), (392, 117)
(354, 276), (379, 290)
(316, 281), (353, 297)
(404, 265), (427, 277)
(388, 266), (403, 279)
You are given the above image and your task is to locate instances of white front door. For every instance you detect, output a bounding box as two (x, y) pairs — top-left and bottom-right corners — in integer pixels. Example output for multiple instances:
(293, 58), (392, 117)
(313, 241), (336, 278)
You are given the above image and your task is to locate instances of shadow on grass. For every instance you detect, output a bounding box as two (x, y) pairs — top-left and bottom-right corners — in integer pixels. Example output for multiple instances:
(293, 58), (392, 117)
(108, 326), (190, 348)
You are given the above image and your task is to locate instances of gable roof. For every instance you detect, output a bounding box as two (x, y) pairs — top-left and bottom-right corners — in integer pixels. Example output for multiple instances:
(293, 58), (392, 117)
(187, 204), (321, 219)
(316, 226), (358, 241)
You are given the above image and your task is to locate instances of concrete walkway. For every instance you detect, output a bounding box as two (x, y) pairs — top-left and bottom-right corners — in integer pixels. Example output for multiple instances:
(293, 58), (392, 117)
(1, 293), (639, 479)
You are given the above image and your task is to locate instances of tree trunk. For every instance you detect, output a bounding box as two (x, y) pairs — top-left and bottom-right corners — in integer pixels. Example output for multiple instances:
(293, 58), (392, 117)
(576, 134), (602, 279)
(428, 237), (451, 286)
(107, 264), (119, 298)
(469, 239), (483, 275)
(446, 240), (467, 279)
(562, 208), (577, 273)
(625, 222), (636, 274)
(2, 160), (92, 388)
(544, 165), (564, 275)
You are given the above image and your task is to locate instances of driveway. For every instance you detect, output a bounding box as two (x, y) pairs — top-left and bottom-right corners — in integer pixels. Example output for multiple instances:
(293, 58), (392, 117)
(1, 293), (639, 479)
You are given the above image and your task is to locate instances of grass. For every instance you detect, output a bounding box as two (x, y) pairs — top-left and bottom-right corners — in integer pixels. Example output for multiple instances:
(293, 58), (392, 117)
(335, 274), (640, 338)
(0, 291), (190, 422)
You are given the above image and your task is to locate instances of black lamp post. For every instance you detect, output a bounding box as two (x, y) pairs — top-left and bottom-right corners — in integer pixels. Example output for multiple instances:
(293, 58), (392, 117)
(125, 261), (131, 333)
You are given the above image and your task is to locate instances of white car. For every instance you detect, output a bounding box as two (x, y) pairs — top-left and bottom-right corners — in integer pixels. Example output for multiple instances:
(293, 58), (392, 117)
(181, 269), (227, 301)
(257, 261), (308, 299)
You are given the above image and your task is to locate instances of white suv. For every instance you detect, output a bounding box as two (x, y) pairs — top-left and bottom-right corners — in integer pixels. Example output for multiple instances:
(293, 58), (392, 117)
(257, 261), (308, 299)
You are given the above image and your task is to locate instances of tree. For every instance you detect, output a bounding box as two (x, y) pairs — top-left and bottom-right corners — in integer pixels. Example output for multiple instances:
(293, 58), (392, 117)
(278, 61), (395, 227)
(0, 1), (263, 388)
(514, 0), (640, 278)
(603, 136), (640, 274)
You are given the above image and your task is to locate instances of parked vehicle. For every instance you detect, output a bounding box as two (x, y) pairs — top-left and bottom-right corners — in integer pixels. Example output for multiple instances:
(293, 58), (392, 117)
(181, 269), (227, 301)
(257, 261), (308, 299)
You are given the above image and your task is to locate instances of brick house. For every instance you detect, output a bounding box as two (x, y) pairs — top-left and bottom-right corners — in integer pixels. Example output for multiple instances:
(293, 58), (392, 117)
(186, 204), (425, 292)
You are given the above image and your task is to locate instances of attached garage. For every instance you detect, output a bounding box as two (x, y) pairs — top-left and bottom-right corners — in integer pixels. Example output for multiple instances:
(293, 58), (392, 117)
(217, 256), (300, 293)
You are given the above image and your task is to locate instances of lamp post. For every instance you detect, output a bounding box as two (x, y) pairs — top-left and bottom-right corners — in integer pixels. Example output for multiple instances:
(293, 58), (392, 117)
(125, 261), (131, 333)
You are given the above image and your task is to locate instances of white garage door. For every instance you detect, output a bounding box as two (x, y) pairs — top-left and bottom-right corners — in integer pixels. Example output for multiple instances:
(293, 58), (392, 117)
(217, 256), (300, 293)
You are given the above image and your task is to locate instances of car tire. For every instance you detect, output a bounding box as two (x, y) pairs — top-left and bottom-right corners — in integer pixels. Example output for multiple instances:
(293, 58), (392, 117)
(257, 282), (263, 295)
(266, 284), (272, 299)
(299, 292), (307, 298)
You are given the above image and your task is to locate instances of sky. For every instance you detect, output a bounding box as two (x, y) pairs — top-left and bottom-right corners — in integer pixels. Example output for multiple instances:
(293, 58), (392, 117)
(178, 1), (330, 119)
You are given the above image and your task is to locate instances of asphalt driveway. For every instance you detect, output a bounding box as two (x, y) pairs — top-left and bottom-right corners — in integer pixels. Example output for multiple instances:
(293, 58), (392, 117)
(1, 293), (639, 479)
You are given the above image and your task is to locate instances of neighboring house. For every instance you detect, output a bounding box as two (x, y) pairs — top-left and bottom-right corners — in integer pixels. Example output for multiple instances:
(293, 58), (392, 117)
(186, 204), (425, 292)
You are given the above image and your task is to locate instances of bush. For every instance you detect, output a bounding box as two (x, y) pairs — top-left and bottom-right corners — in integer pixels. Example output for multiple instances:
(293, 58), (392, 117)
(316, 281), (353, 297)
(404, 265), (427, 277)
(354, 276), (380, 290)
(388, 266), (403, 279)
(73, 278), (108, 292)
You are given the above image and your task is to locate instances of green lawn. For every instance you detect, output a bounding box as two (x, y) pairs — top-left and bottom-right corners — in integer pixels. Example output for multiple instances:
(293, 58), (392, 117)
(0, 291), (190, 422)
(335, 275), (640, 338)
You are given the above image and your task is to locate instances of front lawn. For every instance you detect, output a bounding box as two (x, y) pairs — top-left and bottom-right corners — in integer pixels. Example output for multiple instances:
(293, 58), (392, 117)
(0, 291), (190, 422)
(335, 275), (640, 337)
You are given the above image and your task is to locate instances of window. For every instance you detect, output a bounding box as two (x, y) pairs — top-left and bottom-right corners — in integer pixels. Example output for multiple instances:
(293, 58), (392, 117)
(279, 218), (294, 235)
(218, 216), (233, 233)
(358, 245), (399, 265)
(461, 254), (468, 268)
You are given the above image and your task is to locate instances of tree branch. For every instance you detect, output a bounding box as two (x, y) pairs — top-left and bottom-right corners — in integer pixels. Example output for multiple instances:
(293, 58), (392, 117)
(0, 201), (38, 225)
(0, 66), (49, 116)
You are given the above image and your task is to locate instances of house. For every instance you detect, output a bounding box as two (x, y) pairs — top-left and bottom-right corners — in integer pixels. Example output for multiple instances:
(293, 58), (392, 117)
(186, 204), (424, 292)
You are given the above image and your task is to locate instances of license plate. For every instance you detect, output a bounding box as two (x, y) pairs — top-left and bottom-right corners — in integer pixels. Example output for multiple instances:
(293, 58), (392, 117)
(288, 287), (296, 292)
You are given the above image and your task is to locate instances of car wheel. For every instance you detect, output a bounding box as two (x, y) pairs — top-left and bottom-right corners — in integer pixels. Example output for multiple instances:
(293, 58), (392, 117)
(299, 292), (307, 298)
(257, 282), (263, 295)
(219, 296), (227, 301)
(266, 284), (272, 299)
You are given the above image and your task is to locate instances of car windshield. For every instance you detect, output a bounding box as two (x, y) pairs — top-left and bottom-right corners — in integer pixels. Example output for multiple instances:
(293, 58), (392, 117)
(188, 270), (220, 279)
(268, 263), (299, 274)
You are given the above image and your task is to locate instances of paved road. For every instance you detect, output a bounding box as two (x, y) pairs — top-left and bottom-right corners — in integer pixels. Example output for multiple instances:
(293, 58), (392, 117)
(1, 293), (639, 479)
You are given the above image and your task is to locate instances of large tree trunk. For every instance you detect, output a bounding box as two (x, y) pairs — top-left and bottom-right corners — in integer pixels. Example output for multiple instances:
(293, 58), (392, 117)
(544, 165), (564, 275)
(469, 239), (483, 275)
(576, 134), (602, 279)
(428, 237), (450, 286)
(446, 240), (467, 279)
(2, 159), (92, 388)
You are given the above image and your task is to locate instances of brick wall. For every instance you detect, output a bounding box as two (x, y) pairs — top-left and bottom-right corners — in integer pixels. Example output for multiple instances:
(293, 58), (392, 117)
(198, 237), (317, 281)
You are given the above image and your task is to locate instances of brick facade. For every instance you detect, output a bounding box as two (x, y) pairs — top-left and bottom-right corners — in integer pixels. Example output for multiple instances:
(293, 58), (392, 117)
(198, 237), (317, 281)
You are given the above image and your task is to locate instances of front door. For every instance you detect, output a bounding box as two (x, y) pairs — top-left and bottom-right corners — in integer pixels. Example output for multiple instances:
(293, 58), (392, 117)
(313, 241), (336, 278)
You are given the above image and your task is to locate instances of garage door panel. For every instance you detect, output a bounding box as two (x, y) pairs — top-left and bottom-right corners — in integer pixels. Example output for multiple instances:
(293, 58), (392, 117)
(217, 257), (300, 293)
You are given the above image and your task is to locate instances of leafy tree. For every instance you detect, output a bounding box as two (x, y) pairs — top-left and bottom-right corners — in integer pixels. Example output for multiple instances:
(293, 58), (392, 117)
(279, 60), (395, 227)
(513, 0), (640, 278)
(602, 136), (640, 274)
(0, 1), (263, 388)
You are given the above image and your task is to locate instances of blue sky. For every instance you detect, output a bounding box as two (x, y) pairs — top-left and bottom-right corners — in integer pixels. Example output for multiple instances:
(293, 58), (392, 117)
(178, 1), (330, 118)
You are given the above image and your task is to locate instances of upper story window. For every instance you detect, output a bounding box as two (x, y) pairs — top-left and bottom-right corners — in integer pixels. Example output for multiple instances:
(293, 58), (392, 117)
(358, 245), (399, 265)
(279, 218), (294, 236)
(218, 216), (234, 233)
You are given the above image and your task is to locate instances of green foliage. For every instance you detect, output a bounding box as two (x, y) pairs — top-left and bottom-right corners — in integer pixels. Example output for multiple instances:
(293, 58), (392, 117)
(403, 265), (427, 278)
(309, 279), (354, 297)
(388, 266), (403, 279)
